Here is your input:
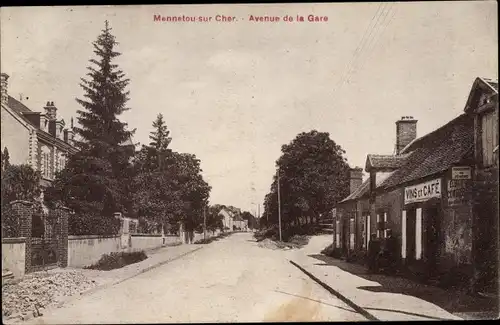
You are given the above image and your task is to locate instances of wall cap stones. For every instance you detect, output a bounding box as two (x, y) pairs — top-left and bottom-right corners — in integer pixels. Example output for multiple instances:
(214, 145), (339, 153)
(68, 235), (120, 240)
(9, 200), (34, 206)
(1, 237), (27, 244)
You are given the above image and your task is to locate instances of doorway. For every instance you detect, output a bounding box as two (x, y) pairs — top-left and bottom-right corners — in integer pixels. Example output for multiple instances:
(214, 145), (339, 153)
(406, 208), (417, 263)
(424, 205), (441, 273)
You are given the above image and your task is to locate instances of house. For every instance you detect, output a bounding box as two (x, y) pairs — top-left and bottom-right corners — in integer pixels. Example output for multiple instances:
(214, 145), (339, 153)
(334, 77), (498, 292)
(1, 72), (136, 191)
(233, 214), (248, 231)
(219, 208), (234, 231)
(1, 73), (78, 192)
(218, 207), (248, 231)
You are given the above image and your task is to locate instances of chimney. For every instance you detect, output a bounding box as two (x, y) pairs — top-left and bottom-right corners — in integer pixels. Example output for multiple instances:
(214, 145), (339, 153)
(56, 119), (65, 139)
(44, 101), (57, 120)
(64, 117), (75, 145)
(1, 73), (9, 106)
(395, 116), (417, 154)
(349, 167), (363, 194)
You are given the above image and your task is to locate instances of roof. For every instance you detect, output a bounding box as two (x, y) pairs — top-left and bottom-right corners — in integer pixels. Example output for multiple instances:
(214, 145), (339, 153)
(7, 95), (35, 126)
(8, 96), (32, 113)
(340, 178), (370, 203)
(464, 77), (499, 113)
(365, 153), (410, 171)
(379, 113), (473, 190)
(481, 77), (498, 92)
(340, 113), (474, 203)
(121, 136), (135, 147)
(340, 171), (395, 203)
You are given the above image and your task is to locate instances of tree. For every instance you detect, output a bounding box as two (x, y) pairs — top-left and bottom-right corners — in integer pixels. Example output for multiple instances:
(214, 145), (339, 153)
(132, 116), (211, 235)
(241, 211), (257, 229)
(44, 21), (134, 235)
(1, 147), (10, 172)
(262, 130), (350, 233)
(1, 161), (42, 237)
(205, 205), (224, 233)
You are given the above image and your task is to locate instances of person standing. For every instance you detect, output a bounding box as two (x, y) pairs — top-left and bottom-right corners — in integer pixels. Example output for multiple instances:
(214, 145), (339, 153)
(382, 229), (399, 274)
(367, 233), (381, 273)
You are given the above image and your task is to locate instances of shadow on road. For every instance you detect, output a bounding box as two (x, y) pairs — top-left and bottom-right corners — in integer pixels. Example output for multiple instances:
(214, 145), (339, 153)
(308, 254), (499, 319)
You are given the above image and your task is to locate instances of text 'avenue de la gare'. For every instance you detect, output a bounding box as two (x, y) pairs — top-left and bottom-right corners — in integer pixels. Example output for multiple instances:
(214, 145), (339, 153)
(153, 15), (329, 23)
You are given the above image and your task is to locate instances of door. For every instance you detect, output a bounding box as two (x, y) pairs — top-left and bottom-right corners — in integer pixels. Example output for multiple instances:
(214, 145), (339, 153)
(425, 205), (440, 271)
(406, 208), (417, 263)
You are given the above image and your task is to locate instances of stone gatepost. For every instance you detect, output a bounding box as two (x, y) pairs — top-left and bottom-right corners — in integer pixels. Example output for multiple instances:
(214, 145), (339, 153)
(10, 200), (34, 273)
(54, 206), (69, 268)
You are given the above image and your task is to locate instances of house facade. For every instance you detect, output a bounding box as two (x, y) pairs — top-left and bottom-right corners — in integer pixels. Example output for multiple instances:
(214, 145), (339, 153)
(219, 208), (234, 231)
(1, 73), (78, 192)
(334, 77), (498, 292)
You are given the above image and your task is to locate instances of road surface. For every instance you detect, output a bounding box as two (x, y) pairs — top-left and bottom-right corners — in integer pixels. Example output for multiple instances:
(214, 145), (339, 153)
(26, 233), (366, 323)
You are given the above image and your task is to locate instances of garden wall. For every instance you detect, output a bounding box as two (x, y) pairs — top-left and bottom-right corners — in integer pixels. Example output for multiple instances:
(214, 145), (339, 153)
(2, 237), (26, 278)
(67, 235), (121, 268)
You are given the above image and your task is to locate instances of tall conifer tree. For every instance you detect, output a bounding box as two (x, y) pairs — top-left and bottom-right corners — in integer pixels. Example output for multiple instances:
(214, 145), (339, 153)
(45, 21), (135, 235)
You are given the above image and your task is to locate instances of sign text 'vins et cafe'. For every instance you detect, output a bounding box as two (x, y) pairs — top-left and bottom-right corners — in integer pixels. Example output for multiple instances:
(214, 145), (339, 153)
(404, 178), (441, 204)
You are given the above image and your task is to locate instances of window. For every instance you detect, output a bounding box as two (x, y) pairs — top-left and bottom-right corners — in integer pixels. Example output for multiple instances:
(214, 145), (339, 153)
(42, 152), (50, 178)
(361, 216), (366, 249)
(481, 109), (498, 167)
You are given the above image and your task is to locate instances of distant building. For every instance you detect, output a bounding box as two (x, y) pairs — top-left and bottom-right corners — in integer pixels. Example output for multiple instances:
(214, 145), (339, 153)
(219, 207), (248, 231)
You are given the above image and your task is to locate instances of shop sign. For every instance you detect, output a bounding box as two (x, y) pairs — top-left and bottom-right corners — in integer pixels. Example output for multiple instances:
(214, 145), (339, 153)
(404, 178), (441, 204)
(447, 179), (470, 206)
(451, 166), (472, 180)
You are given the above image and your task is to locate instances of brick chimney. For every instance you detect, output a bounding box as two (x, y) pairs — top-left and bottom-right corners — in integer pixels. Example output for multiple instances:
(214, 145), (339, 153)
(349, 167), (363, 194)
(1, 73), (9, 106)
(64, 117), (75, 146)
(44, 101), (57, 120)
(395, 116), (417, 154)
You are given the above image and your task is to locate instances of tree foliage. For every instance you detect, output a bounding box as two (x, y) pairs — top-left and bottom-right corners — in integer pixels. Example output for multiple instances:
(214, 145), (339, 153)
(262, 130), (350, 231)
(1, 148), (43, 237)
(44, 21), (134, 235)
(132, 115), (211, 233)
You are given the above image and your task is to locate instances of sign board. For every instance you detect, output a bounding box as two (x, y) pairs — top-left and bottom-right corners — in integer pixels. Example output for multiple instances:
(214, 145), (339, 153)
(332, 208), (337, 219)
(447, 179), (470, 206)
(404, 178), (441, 205)
(452, 167), (472, 180)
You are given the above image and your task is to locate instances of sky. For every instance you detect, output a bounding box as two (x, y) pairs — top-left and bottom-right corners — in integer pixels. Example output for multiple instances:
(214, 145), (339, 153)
(1, 2), (497, 215)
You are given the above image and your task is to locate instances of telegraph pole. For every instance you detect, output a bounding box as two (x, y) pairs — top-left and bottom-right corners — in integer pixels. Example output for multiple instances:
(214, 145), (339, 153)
(277, 168), (282, 242)
(203, 203), (207, 240)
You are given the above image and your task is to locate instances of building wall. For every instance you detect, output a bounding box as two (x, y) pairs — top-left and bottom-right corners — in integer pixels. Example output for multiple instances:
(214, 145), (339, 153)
(1, 238), (26, 278)
(1, 106), (30, 165)
(373, 188), (405, 241)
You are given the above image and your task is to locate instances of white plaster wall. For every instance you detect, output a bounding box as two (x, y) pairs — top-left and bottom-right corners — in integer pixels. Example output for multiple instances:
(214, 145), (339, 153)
(67, 235), (121, 268)
(1, 106), (30, 165)
(2, 239), (26, 279)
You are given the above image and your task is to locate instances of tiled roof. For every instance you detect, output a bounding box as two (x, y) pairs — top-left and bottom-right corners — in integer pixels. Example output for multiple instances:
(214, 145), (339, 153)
(6, 96), (35, 126)
(340, 178), (370, 203)
(379, 113), (473, 190)
(340, 171), (395, 203)
(366, 153), (410, 171)
(8, 96), (32, 113)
